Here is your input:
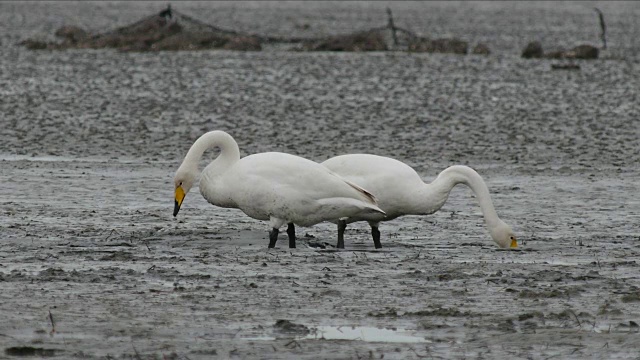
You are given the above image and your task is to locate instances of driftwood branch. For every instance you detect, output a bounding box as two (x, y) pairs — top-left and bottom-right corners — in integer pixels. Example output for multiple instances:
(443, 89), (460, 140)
(386, 7), (398, 46)
(594, 7), (607, 49)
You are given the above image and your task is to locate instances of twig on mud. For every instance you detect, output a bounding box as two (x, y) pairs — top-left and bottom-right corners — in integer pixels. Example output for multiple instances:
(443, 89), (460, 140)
(602, 342), (609, 348)
(147, 265), (156, 272)
(322, 267), (331, 271)
(285, 339), (301, 349)
(48, 310), (56, 335)
(386, 7), (397, 46)
(132, 343), (142, 360)
(408, 347), (429, 358)
(594, 8), (607, 49)
(567, 309), (582, 328)
(104, 228), (123, 242)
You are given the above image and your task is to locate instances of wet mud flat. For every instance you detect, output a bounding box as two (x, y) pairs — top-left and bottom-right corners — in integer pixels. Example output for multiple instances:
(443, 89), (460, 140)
(1, 1), (640, 359)
(1, 159), (639, 359)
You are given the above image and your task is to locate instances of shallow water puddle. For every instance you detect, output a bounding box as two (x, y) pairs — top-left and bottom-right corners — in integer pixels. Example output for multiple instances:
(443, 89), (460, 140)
(304, 326), (428, 343)
(244, 326), (428, 343)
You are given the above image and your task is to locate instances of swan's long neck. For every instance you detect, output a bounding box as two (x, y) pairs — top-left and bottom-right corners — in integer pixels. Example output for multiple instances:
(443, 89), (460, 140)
(181, 130), (240, 173)
(417, 165), (502, 228)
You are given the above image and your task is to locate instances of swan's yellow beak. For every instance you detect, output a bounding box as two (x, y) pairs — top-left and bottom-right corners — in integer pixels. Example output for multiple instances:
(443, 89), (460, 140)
(174, 186), (185, 217)
(510, 237), (518, 248)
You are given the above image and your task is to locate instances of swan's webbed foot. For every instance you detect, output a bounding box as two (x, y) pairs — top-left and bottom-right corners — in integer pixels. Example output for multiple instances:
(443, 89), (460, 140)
(337, 220), (347, 249)
(287, 223), (296, 248)
(268, 228), (279, 248)
(371, 226), (382, 249)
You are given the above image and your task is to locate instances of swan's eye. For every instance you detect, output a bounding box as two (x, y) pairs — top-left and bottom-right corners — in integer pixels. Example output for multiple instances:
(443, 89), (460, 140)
(179, 182), (183, 186)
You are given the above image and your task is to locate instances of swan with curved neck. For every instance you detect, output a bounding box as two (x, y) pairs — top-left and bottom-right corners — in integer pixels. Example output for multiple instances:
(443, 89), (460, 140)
(173, 131), (385, 248)
(321, 154), (517, 249)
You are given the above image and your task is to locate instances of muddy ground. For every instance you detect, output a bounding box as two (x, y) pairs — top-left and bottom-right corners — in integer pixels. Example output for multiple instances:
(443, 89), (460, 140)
(1, 2), (640, 359)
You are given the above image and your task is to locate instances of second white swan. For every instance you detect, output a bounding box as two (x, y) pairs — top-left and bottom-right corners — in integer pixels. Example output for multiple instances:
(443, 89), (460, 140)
(173, 131), (385, 248)
(321, 154), (517, 249)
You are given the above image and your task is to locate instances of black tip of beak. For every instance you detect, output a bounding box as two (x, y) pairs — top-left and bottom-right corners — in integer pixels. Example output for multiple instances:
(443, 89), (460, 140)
(173, 201), (180, 217)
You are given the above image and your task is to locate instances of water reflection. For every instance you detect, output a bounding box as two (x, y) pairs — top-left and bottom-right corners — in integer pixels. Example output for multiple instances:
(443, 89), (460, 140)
(305, 326), (427, 343)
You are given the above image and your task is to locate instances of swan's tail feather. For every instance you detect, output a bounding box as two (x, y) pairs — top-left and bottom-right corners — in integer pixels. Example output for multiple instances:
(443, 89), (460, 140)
(344, 179), (378, 205)
(317, 198), (386, 217)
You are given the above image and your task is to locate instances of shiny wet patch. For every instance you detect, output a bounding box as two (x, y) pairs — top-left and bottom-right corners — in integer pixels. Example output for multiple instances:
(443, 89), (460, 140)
(304, 326), (427, 343)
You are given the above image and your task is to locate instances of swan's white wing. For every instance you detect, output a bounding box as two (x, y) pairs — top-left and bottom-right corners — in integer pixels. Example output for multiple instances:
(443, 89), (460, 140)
(322, 154), (425, 215)
(220, 152), (384, 226)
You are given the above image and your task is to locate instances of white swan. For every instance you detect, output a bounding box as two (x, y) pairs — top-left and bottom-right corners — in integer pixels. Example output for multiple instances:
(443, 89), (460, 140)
(321, 154), (517, 249)
(173, 131), (385, 248)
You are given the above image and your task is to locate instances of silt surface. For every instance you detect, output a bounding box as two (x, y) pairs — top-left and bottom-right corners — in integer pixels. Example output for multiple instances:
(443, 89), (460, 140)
(1, 1), (640, 359)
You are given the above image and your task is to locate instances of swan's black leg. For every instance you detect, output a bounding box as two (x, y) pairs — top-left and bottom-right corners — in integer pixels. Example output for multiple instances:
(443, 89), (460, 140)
(287, 223), (296, 248)
(371, 226), (382, 249)
(337, 220), (347, 249)
(268, 228), (279, 248)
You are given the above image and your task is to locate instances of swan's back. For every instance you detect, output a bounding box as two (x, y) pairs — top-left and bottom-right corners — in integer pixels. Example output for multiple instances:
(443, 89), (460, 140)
(212, 152), (383, 226)
(322, 154), (424, 189)
(322, 154), (426, 219)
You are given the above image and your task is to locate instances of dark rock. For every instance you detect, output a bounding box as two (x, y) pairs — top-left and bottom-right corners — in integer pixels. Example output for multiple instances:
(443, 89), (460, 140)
(409, 37), (468, 54)
(368, 308), (398, 317)
(223, 36), (262, 51)
(302, 30), (388, 52)
(566, 44), (599, 59)
(471, 43), (491, 55)
(273, 319), (310, 335)
(18, 39), (49, 50)
(545, 50), (565, 59)
(551, 63), (580, 70)
(54, 25), (88, 43)
(522, 41), (544, 58)
(150, 32), (228, 51)
(524, 42), (598, 60)
(5, 347), (56, 357)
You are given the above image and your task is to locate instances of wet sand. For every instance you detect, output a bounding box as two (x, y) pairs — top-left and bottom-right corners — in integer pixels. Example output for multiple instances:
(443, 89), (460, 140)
(1, 1), (640, 359)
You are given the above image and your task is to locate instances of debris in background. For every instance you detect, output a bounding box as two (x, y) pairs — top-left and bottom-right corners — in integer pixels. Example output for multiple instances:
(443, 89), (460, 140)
(521, 41), (598, 59)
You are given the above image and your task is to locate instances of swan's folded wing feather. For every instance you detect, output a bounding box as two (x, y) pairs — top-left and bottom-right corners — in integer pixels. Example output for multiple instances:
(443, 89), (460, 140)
(316, 197), (386, 216)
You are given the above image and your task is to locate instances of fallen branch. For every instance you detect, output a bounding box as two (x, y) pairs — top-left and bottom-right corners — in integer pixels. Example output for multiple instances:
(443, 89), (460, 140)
(386, 8), (398, 46)
(594, 8), (607, 49)
(48, 310), (56, 335)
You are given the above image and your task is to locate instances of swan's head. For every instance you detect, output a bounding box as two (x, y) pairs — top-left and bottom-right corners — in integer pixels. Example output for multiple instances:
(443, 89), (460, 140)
(173, 166), (197, 217)
(489, 222), (518, 249)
